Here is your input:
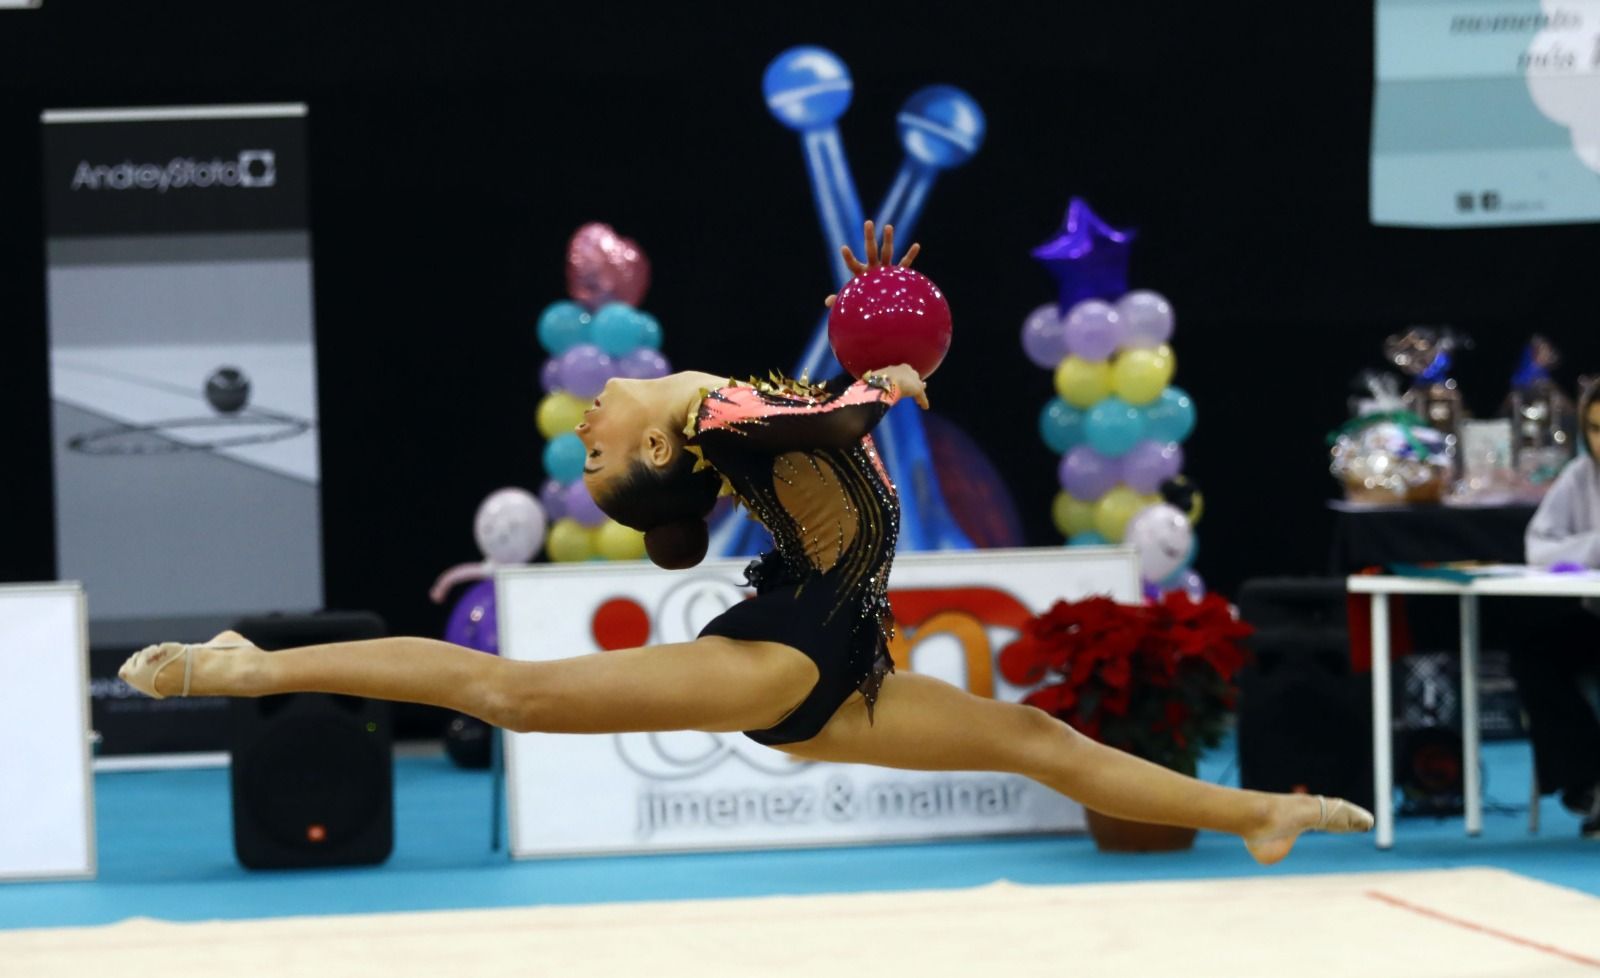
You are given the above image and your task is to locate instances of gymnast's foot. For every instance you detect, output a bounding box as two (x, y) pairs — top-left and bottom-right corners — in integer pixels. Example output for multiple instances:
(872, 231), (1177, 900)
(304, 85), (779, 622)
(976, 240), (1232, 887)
(118, 630), (263, 699)
(1244, 793), (1374, 866)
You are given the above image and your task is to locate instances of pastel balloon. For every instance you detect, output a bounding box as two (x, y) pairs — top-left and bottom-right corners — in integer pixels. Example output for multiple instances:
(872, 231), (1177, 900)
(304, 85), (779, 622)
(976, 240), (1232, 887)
(591, 302), (647, 356)
(1116, 290), (1174, 349)
(539, 478), (568, 522)
(1053, 356), (1112, 409)
(1124, 503), (1194, 583)
(636, 312), (663, 350)
(1062, 299), (1123, 361)
(1085, 397), (1146, 458)
(1020, 303), (1068, 368)
(1112, 344), (1175, 405)
(545, 517), (596, 563)
(1092, 485), (1147, 542)
(566, 223), (651, 311)
(542, 433), (588, 483)
(1069, 531), (1109, 546)
(618, 347), (671, 380)
(1163, 567), (1206, 602)
(1143, 386), (1197, 443)
(1038, 398), (1086, 454)
(539, 357), (562, 393)
(474, 487), (547, 565)
(595, 520), (647, 560)
(1052, 490), (1096, 537)
(558, 343), (614, 399)
(537, 301), (591, 356)
(1059, 445), (1120, 501)
(562, 478), (608, 528)
(1120, 440), (1184, 494)
(443, 579), (498, 654)
(536, 392), (588, 439)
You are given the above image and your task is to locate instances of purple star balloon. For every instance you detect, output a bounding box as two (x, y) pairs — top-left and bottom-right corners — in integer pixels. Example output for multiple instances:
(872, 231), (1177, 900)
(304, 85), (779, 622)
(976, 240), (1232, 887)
(1031, 198), (1135, 312)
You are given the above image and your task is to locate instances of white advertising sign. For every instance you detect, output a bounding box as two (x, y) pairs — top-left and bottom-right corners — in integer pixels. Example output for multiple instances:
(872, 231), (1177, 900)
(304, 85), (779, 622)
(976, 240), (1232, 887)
(0, 583), (95, 881)
(500, 546), (1140, 857)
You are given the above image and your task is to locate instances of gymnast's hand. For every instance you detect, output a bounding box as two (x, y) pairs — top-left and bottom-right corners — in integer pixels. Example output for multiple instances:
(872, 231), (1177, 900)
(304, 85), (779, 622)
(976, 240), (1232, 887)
(824, 219), (921, 309)
(866, 363), (929, 410)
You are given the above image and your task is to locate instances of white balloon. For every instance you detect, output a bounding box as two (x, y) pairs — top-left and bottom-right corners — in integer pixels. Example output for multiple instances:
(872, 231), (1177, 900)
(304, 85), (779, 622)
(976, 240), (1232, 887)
(1116, 290), (1174, 349)
(474, 487), (547, 564)
(1124, 503), (1193, 583)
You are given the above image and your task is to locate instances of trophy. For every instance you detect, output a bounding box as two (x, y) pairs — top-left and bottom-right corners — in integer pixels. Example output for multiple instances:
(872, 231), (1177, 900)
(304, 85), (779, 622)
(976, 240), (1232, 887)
(1384, 327), (1467, 476)
(1504, 335), (1575, 486)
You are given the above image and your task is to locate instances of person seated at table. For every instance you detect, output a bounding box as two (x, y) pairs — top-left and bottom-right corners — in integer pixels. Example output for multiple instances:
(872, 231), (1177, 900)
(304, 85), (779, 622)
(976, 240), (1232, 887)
(1519, 380), (1600, 838)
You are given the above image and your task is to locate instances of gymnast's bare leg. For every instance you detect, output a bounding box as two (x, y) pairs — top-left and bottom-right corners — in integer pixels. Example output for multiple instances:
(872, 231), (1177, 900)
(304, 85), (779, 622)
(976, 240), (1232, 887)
(121, 634), (1368, 864)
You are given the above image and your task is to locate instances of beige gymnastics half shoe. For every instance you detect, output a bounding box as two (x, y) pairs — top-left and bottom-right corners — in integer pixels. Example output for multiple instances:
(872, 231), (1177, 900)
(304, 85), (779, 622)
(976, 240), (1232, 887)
(118, 639), (250, 699)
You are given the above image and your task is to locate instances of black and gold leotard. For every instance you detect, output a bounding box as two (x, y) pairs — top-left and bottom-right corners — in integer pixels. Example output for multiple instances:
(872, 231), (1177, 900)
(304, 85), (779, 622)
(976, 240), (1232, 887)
(686, 373), (902, 745)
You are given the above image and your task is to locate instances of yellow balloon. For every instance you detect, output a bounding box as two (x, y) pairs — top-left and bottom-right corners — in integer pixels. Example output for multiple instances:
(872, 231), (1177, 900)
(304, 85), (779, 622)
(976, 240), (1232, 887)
(1111, 344), (1176, 405)
(1093, 485), (1147, 542)
(594, 520), (647, 561)
(546, 517), (595, 562)
(1187, 489), (1204, 525)
(536, 392), (589, 440)
(1052, 491), (1096, 538)
(1053, 356), (1112, 409)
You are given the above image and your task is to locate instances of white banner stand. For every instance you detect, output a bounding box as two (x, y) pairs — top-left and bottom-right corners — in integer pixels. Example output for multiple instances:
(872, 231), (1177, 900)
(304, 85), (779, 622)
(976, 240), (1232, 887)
(0, 583), (95, 881)
(500, 546), (1139, 858)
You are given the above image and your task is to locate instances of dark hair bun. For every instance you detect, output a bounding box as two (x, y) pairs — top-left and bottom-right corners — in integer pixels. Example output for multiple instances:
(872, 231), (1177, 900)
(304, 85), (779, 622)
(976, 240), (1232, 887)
(643, 518), (709, 570)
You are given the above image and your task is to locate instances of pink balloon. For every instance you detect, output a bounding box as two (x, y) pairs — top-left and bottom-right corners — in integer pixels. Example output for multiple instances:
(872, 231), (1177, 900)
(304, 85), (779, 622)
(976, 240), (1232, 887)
(566, 223), (651, 311)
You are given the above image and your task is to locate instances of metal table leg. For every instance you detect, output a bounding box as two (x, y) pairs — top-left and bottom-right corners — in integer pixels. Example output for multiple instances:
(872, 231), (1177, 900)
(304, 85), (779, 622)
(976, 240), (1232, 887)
(1460, 593), (1482, 836)
(1372, 591), (1394, 849)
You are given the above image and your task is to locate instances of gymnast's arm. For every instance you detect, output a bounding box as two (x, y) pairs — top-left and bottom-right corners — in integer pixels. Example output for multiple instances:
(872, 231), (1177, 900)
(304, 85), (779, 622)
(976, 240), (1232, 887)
(1525, 458), (1600, 567)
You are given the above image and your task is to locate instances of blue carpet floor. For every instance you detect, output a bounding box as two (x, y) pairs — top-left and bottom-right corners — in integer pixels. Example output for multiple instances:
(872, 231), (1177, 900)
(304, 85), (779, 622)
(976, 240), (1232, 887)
(1, 736), (1593, 931)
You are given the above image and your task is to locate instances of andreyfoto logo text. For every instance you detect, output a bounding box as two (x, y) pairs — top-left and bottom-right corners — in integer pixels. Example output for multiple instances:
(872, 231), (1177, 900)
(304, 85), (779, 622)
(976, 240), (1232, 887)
(70, 150), (276, 192)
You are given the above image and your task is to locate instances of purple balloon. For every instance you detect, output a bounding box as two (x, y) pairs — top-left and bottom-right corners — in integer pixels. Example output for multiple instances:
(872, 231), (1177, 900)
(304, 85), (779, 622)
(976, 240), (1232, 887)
(562, 478), (607, 528)
(539, 478), (568, 522)
(444, 579), (498, 654)
(1058, 445), (1121, 501)
(1162, 568), (1205, 602)
(1120, 440), (1184, 494)
(558, 343), (614, 399)
(1062, 299), (1124, 361)
(1116, 290), (1174, 349)
(539, 357), (562, 393)
(618, 347), (671, 380)
(1020, 303), (1068, 368)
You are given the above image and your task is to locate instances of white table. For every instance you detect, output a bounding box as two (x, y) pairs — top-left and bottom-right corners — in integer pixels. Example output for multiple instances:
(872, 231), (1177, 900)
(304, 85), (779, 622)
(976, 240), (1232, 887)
(1347, 571), (1600, 848)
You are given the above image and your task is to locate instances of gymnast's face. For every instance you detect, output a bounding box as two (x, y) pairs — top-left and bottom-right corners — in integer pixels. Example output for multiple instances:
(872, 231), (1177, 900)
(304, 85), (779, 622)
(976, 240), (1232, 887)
(1586, 401), (1600, 460)
(576, 377), (676, 500)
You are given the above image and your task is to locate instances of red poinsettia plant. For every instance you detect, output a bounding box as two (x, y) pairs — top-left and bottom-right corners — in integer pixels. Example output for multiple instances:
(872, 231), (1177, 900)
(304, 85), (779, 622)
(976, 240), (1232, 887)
(999, 591), (1254, 772)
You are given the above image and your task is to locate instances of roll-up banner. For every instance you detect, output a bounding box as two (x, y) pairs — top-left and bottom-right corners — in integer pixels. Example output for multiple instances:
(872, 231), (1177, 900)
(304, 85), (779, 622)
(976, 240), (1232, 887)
(41, 104), (321, 757)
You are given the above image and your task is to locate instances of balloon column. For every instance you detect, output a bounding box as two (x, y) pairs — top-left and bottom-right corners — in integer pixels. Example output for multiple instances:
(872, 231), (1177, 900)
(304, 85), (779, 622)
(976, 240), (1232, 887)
(429, 486), (548, 652)
(534, 223), (665, 563)
(1025, 199), (1201, 600)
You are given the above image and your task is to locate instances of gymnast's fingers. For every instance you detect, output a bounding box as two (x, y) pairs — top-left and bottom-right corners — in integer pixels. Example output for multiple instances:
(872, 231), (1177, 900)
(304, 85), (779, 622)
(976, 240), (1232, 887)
(862, 220), (877, 269)
(840, 245), (866, 276)
(898, 242), (920, 268)
(880, 224), (895, 266)
(824, 293), (836, 308)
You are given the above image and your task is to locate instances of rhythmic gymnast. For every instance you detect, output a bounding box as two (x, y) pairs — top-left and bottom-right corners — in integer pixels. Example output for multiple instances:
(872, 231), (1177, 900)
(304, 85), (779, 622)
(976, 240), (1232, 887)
(121, 223), (1372, 863)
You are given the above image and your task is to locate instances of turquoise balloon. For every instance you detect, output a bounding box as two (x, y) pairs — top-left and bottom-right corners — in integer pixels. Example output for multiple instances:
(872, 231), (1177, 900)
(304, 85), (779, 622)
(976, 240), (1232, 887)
(543, 433), (588, 483)
(1038, 398), (1086, 454)
(1068, 531), (1108, 546)
(537, 301), (591, 356)
(636, 311), (663, 350)
(1085, 396), (1146, 458)
(1143, 386), (1197, 443)
(592, 302), (646, 356)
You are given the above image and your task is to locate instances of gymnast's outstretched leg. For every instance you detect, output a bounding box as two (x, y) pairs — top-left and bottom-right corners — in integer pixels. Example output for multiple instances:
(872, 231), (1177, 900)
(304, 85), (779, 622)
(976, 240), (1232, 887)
(119, 632), (819, 736)
(776, 671), (1372, 865)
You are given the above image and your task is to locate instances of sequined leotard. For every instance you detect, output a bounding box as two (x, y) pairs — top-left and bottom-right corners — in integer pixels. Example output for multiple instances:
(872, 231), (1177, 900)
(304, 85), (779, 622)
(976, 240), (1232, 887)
(685, 373), (902, 746)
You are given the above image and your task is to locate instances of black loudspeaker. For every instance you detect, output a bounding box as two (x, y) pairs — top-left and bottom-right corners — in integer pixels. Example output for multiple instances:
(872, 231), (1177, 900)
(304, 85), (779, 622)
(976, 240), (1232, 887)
(1235, 579), (1375, 811)
(228, 611), (394, 870)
